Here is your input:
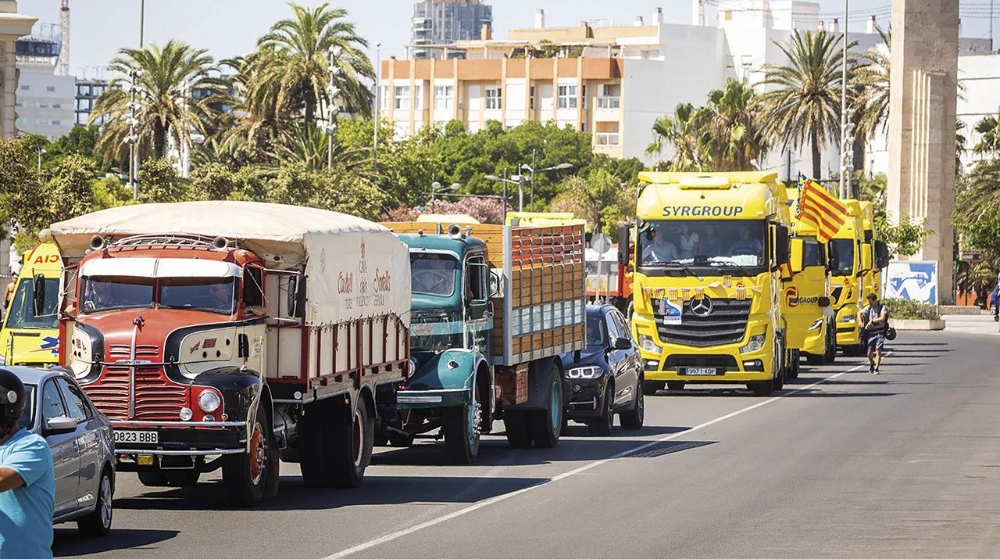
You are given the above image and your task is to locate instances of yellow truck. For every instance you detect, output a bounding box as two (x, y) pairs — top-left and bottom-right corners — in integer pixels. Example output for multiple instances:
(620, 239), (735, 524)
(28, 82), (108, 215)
(630, 172), (791, 396)
(858, 201), (890, 300)
(0, 242), (62, 367)
(784, 187), (836, 369)
(829, 201), (866, 356)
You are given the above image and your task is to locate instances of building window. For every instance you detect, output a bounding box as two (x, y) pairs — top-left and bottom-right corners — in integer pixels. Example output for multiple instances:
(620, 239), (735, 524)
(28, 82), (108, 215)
(51, 120), (61, 126)
(39, 103), (48, 109)
(20, 85), (28, 91)
(52, 103), (61, 109)
(434, 85), (454, 110)
(394, 85), (410, 110)
(558, 85), (578, 109)
(582, 85), (587, 109)
(415, 84), (424, 111)
(530, 86), (535, 110)
(46, 86), (56, 92)
(485, 86), (502, 110)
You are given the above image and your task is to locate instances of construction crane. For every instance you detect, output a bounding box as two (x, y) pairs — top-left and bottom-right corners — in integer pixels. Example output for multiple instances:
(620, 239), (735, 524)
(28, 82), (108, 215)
(57, 0), (70, 76)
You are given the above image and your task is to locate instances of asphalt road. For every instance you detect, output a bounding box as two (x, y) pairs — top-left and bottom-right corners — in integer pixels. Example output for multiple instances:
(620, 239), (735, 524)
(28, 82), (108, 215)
(54, 329), (1000, 559)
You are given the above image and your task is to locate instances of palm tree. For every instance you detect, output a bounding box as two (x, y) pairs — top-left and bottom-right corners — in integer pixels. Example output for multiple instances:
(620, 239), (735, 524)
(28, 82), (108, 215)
(695, 78), (770, 171)
(853, 27), (891, 143)
(973, 109), (1000, 156)
(760, 30), (858, 179)
(646, 103), (702, 171)
(89, 40), (224, 163)
(249, 3), (374, 126)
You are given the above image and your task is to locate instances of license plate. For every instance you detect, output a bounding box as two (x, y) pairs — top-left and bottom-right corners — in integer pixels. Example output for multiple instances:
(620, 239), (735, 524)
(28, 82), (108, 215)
(684, 367), (719, 376)
(114, 430), (158, 444)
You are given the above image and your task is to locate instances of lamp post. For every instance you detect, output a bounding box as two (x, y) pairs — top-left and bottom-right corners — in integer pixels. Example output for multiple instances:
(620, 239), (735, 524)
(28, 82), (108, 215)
(838, 0), (853, 199)
(327, 46), (343, 169)
(374, 42), (381, 175)
(125, 65), (142, 202)
(519, 162), (574, 211)
(485, 173), (521, 221)
(36, 146), (45, 175)
(429, 181), (460, 202)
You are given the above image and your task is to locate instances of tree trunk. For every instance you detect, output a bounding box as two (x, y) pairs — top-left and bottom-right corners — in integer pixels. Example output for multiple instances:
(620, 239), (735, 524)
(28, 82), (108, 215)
(811, 132), (821, 180)
(304, 98), (315, 126)
(153, 120), (167, 160)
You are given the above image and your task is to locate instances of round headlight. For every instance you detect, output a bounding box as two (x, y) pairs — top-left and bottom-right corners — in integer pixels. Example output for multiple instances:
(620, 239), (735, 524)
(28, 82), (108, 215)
(179, 407), (194, 421)
(198, 390), (221, 413)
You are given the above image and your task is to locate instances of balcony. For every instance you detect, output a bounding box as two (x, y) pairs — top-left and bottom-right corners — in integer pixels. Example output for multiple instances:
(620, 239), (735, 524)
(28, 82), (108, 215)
(596, 96), (620, 110)
(594, 133), (620, 146)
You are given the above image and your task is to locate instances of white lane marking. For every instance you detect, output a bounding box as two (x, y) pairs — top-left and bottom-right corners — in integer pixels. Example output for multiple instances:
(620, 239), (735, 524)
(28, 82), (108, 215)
(324, 361), (872, 559)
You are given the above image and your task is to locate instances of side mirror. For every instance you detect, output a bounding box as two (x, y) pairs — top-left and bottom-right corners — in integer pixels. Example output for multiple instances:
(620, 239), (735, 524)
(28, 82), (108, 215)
(612, 337), (632, 351)
(771, 224), (790, 272)
(287, 275), (307, 319)
(44, 416), (79, 435)
(32, 274), (46, 317)
(789, 238), (805, 274)
(861, 244), (873, 272)
(827, 241), (840, 273)
(818, 296), (831, 308)
(489, 270), (504, 299)
(617, 225), (631, 267)
(875, 240), (890, 269)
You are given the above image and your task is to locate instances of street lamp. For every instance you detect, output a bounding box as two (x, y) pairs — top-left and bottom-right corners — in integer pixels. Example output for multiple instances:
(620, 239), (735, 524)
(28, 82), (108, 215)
(36, 146), (46, 175)
(124, 66), (143, 202)
(518, 162), (573, 211)
(374, 42), (381, 175)
(838, 0), (852, 199)
(485, 173), (522, 220)
(429, 181), (460, 202)
(326, 46), (343, 169)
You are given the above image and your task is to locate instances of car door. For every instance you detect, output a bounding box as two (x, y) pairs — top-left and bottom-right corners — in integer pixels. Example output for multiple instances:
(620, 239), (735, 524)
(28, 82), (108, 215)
(610, 309), (640, 402)
(40, 378), (80, 517)
(56, 377), (101, 514)
(603, 310), (631, 410)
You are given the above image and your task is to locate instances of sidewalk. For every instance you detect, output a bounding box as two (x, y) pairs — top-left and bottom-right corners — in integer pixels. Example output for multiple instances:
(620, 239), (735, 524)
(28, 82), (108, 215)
(938, 314), (999, 336)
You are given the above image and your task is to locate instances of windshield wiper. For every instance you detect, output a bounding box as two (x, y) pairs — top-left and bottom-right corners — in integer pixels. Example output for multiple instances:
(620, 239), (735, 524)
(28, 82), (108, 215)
(660, 261), (697, 275)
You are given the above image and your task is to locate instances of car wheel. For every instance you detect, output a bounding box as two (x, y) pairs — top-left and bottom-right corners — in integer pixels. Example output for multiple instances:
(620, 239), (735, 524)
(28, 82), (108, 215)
(643, 381), (665, 396)
(78, 467), (113, 537)
(666, 381), (685, 391)
(619, 378), (644, 430)
(588, 383), (614, 436)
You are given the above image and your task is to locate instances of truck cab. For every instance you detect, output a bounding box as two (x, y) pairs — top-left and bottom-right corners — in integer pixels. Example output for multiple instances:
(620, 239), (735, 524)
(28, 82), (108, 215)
(630, 172), (791, 396)
(830, 201), (866, 355)
(0, 242), (61, 367)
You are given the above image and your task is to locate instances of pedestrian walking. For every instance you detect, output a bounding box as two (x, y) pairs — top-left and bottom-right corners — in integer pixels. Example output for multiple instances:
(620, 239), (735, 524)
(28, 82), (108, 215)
(858, 293), (888, 375)
(0, 369), (55, 559)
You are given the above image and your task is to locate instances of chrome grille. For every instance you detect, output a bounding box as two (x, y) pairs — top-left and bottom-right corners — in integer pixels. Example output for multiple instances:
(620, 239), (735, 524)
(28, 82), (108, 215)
(82, 367), (186, 421)
(652, 298), (751, 347)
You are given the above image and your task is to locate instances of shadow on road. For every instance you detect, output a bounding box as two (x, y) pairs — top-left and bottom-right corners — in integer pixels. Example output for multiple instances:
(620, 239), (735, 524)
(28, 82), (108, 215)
(53, 528), (178, 556)
(784, 389), (898, 398)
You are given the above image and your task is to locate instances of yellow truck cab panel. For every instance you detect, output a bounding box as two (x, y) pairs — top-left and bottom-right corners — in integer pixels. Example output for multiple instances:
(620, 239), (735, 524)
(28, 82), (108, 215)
(784, 186), (833, 364)
(0, 242), (62, 366)
(830, 201), (865, 349)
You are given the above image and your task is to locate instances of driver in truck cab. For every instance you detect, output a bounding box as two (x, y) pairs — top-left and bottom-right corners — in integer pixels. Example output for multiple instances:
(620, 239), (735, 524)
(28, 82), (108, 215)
(727, 225), (763, 258)
(642, 226), (679, 264)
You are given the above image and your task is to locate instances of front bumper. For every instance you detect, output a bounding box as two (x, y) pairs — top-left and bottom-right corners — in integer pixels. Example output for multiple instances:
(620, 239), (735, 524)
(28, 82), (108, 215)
(111, 420), (246, 456)
(562, 377), (607, 418)
(835, 307), (860, 346)
(396, 388), (471, 409)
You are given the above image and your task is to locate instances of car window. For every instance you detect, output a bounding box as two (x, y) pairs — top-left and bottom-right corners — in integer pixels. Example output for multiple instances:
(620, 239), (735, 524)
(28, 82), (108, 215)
(611, 310), (632, 342)
(41, 379), (67, 423)
(585, 313), (607, 347)
(56, 378), (92, 421)
(17, 385), (36, 430)
(605, 312), (621, 342)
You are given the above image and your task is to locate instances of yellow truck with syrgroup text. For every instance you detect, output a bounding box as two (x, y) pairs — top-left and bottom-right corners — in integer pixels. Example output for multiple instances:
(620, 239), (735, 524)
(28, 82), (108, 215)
(0, 242), (61, 367)
(829, 201), (866, 355)
(629, 172), (791, 396)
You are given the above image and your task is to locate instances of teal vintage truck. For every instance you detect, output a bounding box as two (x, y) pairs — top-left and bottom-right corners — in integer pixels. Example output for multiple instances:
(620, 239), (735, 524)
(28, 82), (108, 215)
(383, 221), (587, 463)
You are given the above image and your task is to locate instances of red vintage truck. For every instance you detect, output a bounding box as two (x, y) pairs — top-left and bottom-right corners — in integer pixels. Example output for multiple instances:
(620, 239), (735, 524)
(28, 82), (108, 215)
(44, 201), (411, 505)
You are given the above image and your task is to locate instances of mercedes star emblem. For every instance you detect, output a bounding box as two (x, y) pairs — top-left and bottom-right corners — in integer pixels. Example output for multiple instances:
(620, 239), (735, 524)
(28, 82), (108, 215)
(691, 296), (714, 317)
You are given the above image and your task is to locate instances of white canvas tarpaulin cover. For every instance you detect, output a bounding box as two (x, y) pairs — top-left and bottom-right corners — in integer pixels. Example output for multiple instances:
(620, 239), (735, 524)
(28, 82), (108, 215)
(45, 201), (411, 327)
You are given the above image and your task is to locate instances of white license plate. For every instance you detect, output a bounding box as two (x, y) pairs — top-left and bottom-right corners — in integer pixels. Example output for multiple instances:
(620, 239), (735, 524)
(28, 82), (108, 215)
(685, 367), (719, 376)
(114, 430), (158, 444)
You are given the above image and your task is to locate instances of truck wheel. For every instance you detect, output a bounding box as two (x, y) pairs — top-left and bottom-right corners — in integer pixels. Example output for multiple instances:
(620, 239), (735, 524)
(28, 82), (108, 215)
(297, 404), (329, 487)
(587, 383), (614, 436)
(619, 378), (644, 430)
(824, 322), (837, 363)
(666, 381), (685, 391)
(331, 402), (375, 488)
(504, 411), (533, 448)
(643, 381), (666, 395)
(806, 352), (824, 366)
(787, 349), (800, 379)
(529, 362), (563, 448)
(444, 376), (482, 464)
(748, 381), (774, 396)
(222, 403), (271, 506)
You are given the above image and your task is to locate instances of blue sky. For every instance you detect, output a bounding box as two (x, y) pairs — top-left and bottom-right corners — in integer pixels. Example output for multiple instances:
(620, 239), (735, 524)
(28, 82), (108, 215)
(19, 0), (999, 79)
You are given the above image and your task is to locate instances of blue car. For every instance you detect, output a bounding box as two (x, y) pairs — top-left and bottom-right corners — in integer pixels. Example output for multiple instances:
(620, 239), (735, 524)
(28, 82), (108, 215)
(560, 305), (644, 435)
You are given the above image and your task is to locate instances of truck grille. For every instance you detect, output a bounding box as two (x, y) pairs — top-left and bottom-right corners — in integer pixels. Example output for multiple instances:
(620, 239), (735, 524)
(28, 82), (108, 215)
(83, 367), (187, 421)
(652, 298), (751, 347)
(108, 344), (161, 358)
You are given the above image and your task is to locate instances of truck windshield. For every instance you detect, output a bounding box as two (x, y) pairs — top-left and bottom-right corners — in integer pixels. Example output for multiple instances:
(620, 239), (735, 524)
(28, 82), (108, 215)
(410, 254), (458, 297)
(4, 278), (59, 329)
(830, 239), (856, 276)
(159, 277), (236, 314)
(639, 220), (766, 269)
(80, 276), (155, 313)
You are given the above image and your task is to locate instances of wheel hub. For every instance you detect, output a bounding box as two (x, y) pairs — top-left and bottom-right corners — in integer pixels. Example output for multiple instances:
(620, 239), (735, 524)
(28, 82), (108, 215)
(249, 422), (266, 484)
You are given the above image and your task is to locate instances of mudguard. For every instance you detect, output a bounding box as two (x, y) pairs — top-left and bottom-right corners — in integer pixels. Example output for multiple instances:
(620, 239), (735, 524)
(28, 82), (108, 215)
(397, 349), (477, 409)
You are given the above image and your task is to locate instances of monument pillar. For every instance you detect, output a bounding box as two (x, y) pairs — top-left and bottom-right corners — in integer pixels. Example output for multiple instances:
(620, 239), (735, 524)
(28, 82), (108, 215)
(885, 0), (959, 305)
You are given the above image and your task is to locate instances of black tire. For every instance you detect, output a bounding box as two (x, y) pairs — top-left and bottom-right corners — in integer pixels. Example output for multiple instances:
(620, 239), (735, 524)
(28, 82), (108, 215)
(529, 362), (563, 448)
(588, 383), (614, 436)
(444, 375), (483, 464)
(136, 470), (168, 487)
(297, 403), (329, 487)
(772, 369), (784, 391)
(748, 381), (774, 396)
(331, 402), (375, 489)
(619, 377), (644, 430)
(643, 381), (665, 395)
(222, 404), (272, 506)
(78, 467), (113, 537)
(666, 381), (685, 391)
(824, 321), (837, 363)
(788, 350), (800, 379)
(806, 352), (824, 366)
(504, 411), (533, 448)
(164, 471), (200, 487)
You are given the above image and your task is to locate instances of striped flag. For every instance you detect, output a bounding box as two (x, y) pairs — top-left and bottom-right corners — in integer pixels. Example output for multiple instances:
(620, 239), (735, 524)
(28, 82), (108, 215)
(797, 179), (848, 242)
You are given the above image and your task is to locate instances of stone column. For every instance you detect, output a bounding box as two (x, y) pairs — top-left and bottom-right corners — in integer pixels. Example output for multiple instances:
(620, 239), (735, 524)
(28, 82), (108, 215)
(0, 2), (35, 138)
(886, 0), (959, 304)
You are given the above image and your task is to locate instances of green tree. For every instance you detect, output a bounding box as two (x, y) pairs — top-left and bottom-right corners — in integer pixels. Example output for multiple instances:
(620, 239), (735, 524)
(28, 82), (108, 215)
(250, 3), (374, 124)
(853, 27), (890, 143)
(549, 169), (634, 233)
(0, 140), (44, 235)
(696, 78), (770, 171)
(760, 30), (857, 179)
(137, 158), (188, 203)
(47, 154), (98, 221)
(876, 213), (932, 257)
(973, 108), (1000, 156)
(90, 40), (223, 162)
(646, 103), (702, 171)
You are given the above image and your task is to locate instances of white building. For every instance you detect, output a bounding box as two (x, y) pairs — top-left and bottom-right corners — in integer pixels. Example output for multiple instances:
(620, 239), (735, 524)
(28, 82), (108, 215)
(15, 35), (75, 140)
(957, 53), (1000, 170)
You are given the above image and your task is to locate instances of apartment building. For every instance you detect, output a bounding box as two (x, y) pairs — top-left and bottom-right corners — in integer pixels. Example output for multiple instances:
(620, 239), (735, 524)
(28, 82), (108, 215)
(411, 0), (493, 60)
(15, 35), (75, 139)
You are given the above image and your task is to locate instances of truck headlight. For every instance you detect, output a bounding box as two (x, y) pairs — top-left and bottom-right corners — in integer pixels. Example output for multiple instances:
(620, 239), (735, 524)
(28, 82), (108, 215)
(808, 319), (824, 331)
(740, 333), (767, 354)
(198, 390), (222, 413)
(638, 334), (662, 355)
(566, 366), (603, 379)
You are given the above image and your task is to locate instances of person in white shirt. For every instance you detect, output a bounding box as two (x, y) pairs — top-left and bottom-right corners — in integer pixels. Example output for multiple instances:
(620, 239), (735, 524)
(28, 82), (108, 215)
(677, 223), (699, 259)
(642, 227), (679, 263)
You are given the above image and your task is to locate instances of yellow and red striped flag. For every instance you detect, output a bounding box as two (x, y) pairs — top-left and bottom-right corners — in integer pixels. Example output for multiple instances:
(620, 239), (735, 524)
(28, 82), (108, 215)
(797, 179), (848, 242)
